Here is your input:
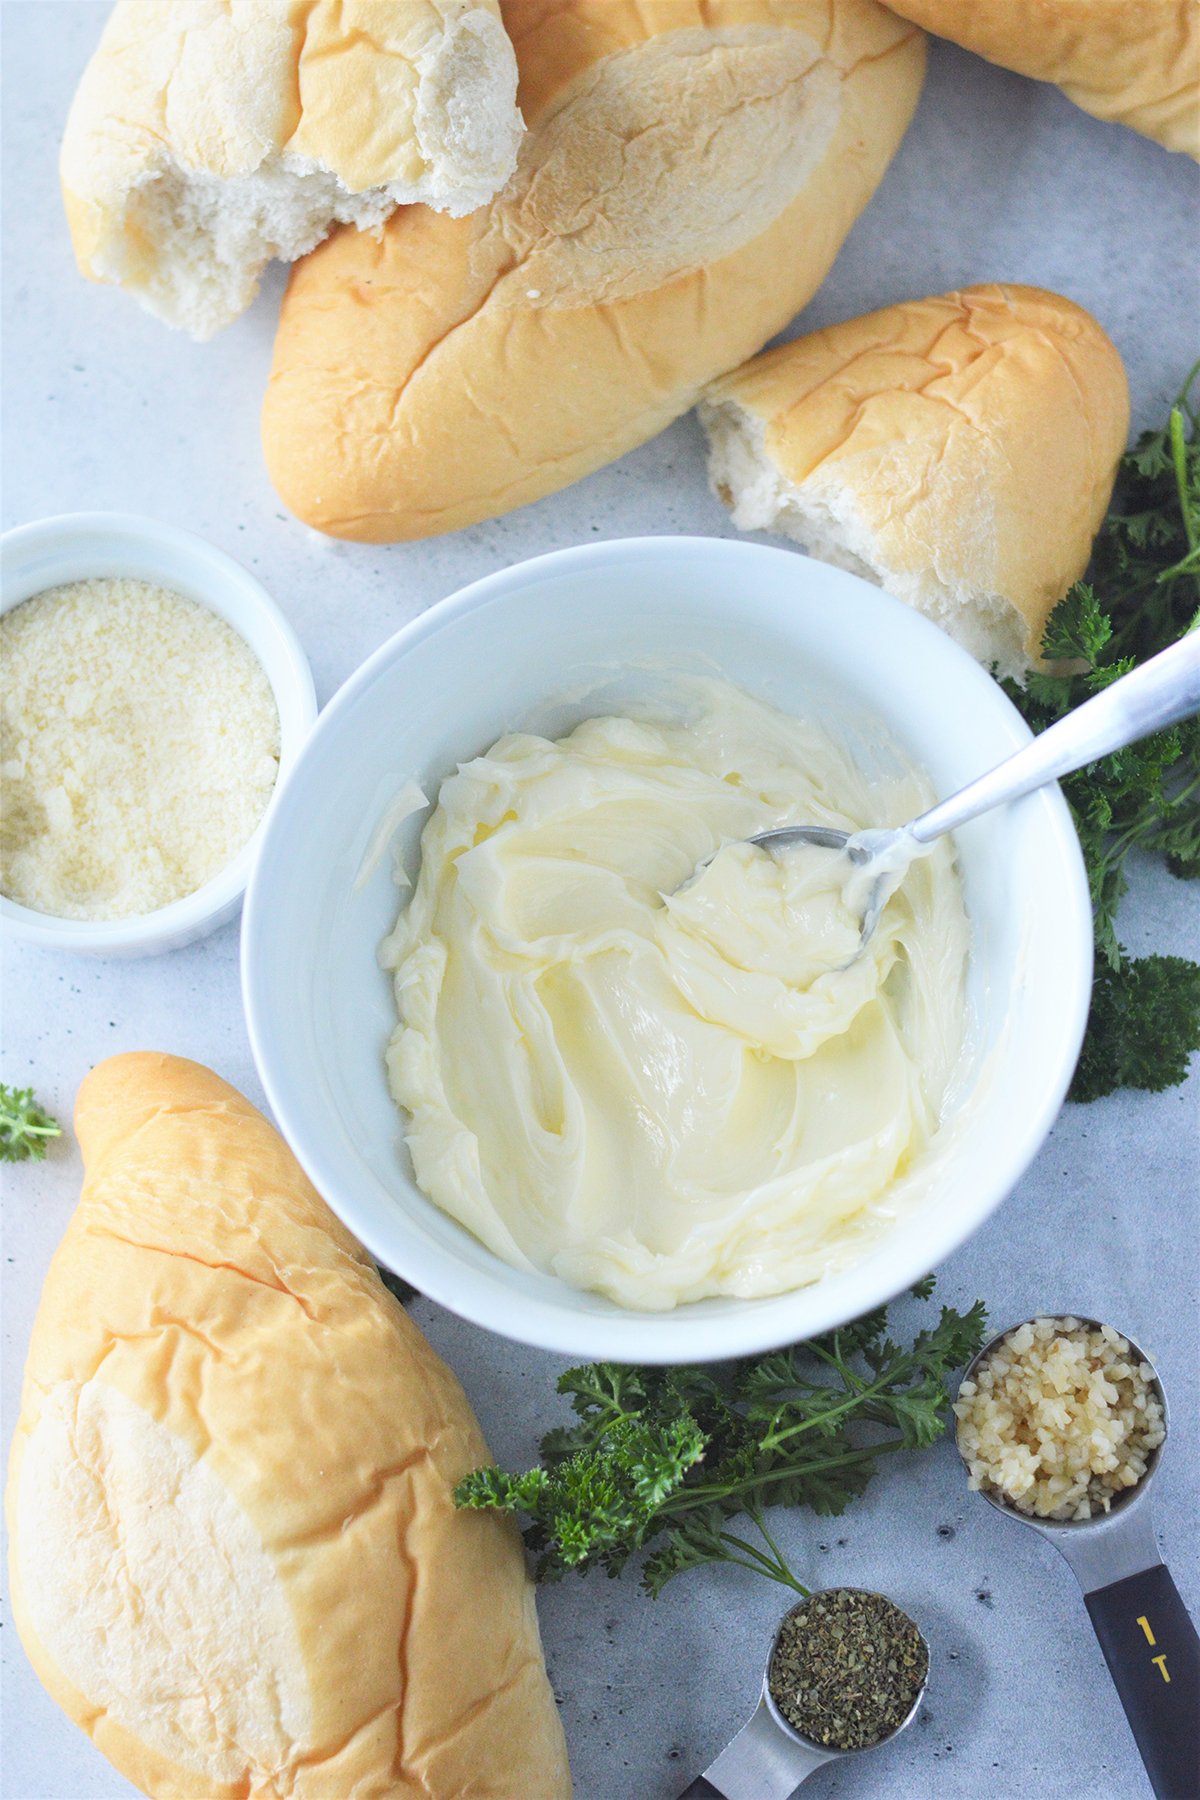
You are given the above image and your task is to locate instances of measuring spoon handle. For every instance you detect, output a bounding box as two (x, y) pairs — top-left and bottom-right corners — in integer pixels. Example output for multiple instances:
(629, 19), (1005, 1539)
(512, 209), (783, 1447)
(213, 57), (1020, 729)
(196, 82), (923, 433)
(675, 1697), (833, 1799)
(1084, 1562), (1200, 1799)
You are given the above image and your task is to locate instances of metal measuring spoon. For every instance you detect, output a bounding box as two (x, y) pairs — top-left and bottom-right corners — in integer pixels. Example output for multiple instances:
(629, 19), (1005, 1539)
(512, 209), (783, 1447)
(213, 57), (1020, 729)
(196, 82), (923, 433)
(674, 1588), (929, 1799)
(737, 627), (1200, 957)
(956, 1316), (1200, 1799)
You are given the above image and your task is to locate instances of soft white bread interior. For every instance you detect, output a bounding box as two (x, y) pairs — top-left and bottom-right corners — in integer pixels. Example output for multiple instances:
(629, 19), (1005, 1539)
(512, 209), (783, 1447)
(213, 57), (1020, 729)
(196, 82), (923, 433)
(61, 0), (524, 338)
(262, 0), (926, 541)
(879, 0), (1199, 157)
(700, 284), (1129, 678)
(5, 1053), (571, 1800)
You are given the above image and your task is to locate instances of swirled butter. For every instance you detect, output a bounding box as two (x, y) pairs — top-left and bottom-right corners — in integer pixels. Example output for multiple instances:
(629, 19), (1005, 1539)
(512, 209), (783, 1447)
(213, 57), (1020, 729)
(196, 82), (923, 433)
(382, 681), (968, 1310)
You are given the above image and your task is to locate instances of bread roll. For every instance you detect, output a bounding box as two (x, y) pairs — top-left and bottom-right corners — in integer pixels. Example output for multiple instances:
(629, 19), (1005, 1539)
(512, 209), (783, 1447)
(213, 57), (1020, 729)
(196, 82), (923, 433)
(61, 0), (524, 338)
(262, 0), (926, 542)
(6, 1053), (571, 1800)
(700, 284), (1129, 677)
(880, 0), (1199, 157)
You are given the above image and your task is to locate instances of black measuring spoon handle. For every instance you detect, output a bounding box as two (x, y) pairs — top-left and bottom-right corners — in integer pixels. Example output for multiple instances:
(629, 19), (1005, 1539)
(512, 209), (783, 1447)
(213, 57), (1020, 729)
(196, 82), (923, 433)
(1084, 1563), (1200, 1799)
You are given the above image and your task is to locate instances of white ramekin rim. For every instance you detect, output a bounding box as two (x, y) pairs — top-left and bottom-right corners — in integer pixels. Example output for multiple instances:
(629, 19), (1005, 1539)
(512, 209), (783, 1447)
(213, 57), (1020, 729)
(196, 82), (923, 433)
(1, 511), (317, 957)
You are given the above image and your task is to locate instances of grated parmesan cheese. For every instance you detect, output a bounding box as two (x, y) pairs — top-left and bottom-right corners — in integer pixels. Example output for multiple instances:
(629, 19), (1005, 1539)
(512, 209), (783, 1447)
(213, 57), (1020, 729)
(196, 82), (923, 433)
(1, 578), (280, 920)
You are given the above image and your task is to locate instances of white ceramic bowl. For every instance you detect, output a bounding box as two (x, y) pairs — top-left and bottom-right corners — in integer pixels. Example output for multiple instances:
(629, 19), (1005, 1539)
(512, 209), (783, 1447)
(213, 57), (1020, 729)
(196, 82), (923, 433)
(243, 538), (1093, 1362)
(1, 513), (317, 956)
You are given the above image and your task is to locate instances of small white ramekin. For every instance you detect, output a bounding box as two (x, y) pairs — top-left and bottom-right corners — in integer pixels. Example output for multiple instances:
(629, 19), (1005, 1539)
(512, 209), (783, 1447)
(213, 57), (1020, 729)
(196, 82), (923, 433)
(1, 513), (317, 956)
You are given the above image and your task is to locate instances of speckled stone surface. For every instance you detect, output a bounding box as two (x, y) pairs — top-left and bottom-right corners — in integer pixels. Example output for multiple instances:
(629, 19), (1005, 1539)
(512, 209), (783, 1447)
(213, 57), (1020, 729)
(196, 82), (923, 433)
(2, 8), (1197, 1798)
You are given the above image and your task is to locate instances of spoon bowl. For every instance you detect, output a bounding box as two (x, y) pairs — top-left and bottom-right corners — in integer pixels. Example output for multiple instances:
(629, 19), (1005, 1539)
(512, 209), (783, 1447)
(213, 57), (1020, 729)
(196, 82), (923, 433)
(676, 1587), (929, 1798)
(955, 1314), (1169, 1539)
(718, 628), (1200, 958)
(746, 823), (915, 960)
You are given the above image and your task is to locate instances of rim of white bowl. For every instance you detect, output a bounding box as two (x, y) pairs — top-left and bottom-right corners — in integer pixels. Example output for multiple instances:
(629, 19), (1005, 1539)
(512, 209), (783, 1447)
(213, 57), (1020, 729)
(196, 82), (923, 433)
(243, 536), (1094, 1361)
(0, 512), (317, 956)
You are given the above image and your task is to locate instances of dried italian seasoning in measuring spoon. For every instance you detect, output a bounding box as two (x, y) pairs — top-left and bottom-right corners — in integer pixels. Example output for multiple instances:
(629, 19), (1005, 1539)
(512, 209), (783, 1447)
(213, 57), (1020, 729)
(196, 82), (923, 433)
(768, 1588), (928, 1751)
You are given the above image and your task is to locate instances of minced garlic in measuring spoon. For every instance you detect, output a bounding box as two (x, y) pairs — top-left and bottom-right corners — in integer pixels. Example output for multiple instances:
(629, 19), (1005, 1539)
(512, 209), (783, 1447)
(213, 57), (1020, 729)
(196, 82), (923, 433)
(1, 578), (279, 920)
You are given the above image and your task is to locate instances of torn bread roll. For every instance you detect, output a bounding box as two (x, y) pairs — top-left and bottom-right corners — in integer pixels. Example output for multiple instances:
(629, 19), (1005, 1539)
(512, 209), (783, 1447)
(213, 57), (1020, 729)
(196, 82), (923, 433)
(700, 284), (1129, 677)
(880, 0), (1199, 158)
(61, 0), (524, 338)
(262, 0), (926, 542)
(5, 1053), (571, 1800)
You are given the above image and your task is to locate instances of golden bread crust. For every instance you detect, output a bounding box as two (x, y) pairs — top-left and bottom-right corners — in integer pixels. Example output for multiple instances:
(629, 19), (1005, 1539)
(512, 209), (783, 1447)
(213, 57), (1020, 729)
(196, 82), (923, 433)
(262, 0), (926, 540)
(882, 0), (1200, 155)
(6, 1052), (571, 1799)
(703, 283), (1130, 666)
(60, 0), (524, 334)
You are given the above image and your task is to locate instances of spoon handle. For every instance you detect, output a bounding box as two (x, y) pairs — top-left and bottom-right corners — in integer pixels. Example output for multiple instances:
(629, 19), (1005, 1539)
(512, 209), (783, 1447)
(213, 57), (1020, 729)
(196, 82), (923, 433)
(675, 1698), (833, 1798)
(1083, 1561), (1200, 1799)
(909, 628), (1200, 845)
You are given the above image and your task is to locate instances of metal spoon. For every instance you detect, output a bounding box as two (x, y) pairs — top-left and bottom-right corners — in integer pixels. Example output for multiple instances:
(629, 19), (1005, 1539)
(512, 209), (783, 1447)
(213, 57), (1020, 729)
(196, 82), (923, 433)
(743, 627), (1200, 955)
(674, 1587), (929, 1799)
(956, 1316), (1200, 1799)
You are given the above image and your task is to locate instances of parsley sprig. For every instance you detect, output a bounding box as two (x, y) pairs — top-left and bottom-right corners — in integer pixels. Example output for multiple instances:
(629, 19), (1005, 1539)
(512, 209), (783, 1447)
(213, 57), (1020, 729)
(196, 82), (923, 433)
(456, 1281), (986, 1596)
(0, 1084), (62, 1162)
(1004, 364), (1200, 1101)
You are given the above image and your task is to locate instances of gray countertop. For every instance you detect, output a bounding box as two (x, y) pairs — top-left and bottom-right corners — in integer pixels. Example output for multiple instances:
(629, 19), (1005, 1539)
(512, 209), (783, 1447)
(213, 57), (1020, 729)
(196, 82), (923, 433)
(2, 7), (1197, 1798)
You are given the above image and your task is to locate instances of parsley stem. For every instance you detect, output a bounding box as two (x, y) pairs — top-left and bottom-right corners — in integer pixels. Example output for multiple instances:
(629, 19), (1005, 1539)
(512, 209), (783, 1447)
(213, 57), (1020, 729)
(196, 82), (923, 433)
(745, 1505), (808, 1595)
(660, 1437), (906, 1513)
(758, 1363), (926, 1451)
(712, 1536), (809, 1594)
(804, 1337), (866, 1390)
(1154, 544), (1200, 586)
(1169, 406), (1197, 555)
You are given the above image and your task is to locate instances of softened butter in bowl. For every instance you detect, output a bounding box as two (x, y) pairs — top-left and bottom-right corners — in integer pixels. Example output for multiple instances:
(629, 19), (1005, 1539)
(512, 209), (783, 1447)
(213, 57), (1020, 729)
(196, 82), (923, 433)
(382, 678), (970, 1310)
(1, 577), (279, 919)
(242, 537), (1093, 1363)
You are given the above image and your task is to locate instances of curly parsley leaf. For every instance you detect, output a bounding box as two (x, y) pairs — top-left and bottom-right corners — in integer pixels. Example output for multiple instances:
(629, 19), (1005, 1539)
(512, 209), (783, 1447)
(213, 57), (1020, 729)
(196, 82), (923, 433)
(1070, 956), (1200, 1103)
(1004, 364), (1200, 1098)
(456, 1283), (986, 1597)
(1038, 582), (1112, 666)
(0, 1085), (62, 1162)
